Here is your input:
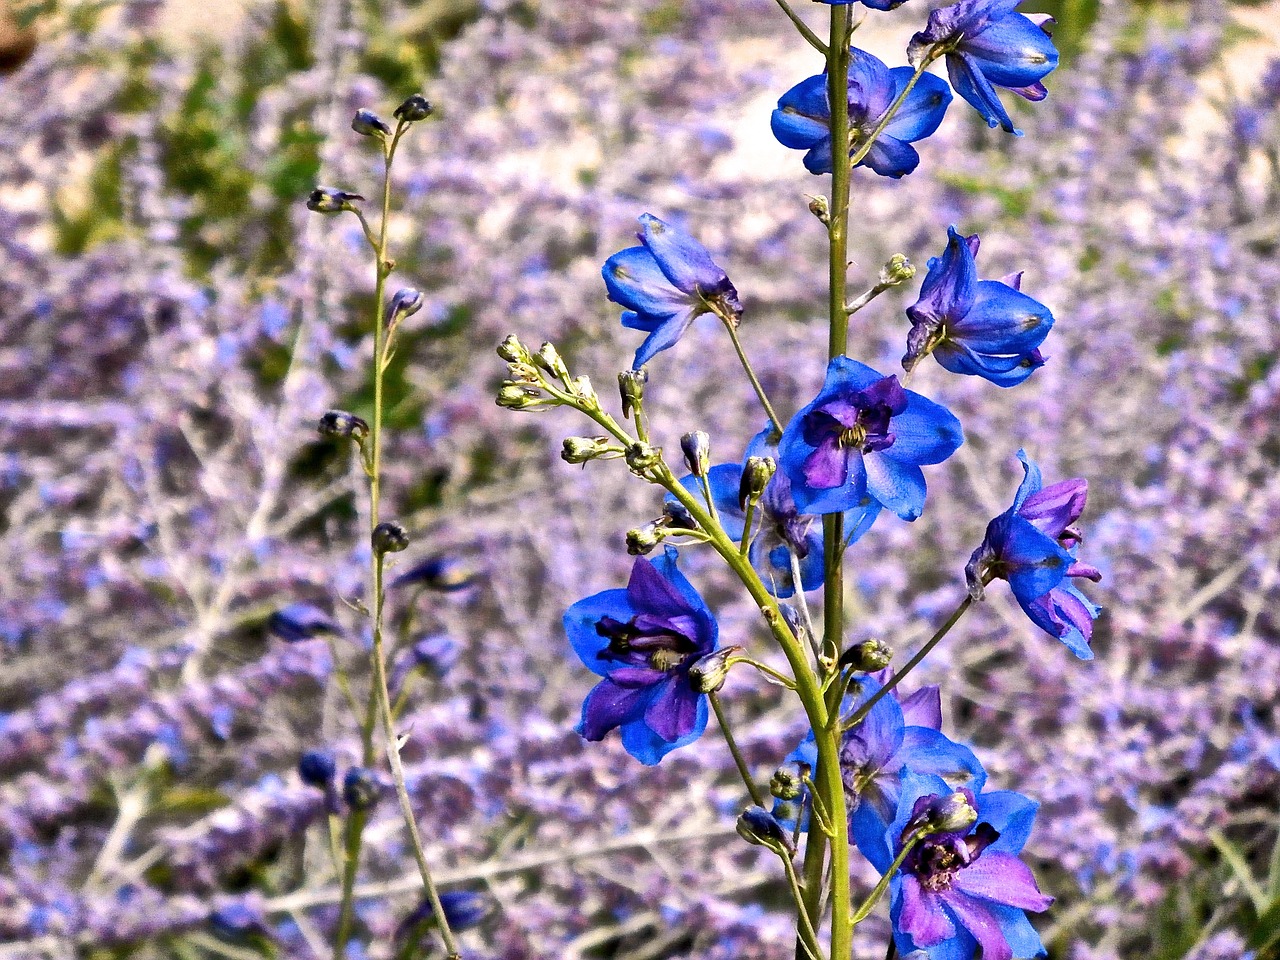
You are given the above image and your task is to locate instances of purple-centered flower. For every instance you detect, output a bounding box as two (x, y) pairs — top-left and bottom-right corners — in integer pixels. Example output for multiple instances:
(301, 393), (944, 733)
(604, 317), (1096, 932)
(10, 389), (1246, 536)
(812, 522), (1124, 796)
(602, 214), (741, 369)
(854, 772), (1054, 960)
(904, 226), (1054, 387)
(966, 451), (1102, 659)
(563, 546), (718, 765)
(771, 50), (951, 178)
(779, 357), (963, 520)
(669, 425), (880, 598)
(774, 678), (986, 839)
(908, 0), (1059, 135)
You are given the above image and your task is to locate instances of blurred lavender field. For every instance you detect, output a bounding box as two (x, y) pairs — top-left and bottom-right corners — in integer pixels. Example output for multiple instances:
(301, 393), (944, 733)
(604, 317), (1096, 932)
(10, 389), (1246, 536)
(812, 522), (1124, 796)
(2, 0), (1280, 957)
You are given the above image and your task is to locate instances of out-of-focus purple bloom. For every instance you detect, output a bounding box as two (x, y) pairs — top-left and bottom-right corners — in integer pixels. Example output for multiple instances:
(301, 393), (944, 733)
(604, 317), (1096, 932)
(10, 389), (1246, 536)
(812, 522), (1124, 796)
(391, 554), (476, 592)
(563, 547), (717, 765)
(342, 767), (382, 812)
(909, 0), (1059, 135)
(397, 890), (493, 942)
(602, 213), (741, 368)
(779, 357), (963, 520)
(904, 226), (1054, 386)
(967, 451), (1102, 659)
(267, 603), (336, 643)
(771, 50), (951, 178)
(208, 898), (268, 938)
(669, 425), (880, 597)
(854, 772), (1053, 960)
(297, 749), (336, 789)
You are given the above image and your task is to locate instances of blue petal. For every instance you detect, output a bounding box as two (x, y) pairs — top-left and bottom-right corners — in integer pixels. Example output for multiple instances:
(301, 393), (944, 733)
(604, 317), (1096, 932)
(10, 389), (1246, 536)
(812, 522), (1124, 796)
(881, 770), (952, 866)
(578, 679), (651, 740)
(776, 73), (831, 124)
(820, 355), (887, 397)
(997, 515), (1072, 606)
(951, 280), (1054, 354)
(646, 545), (712, 621)
(802, 136), (836, 175)
(848, 47), (895, 120)
(843, 497), (882, 546)
(883, 68), (952, 143)
(947, 50), (1018, 133)
(864, 452), (928, 521)
(859, 134), (921, 179)
(638, 213), (729, 297)
(621, 692), (708, 765)
(910, 226), (978, 328)
(883, 389), (965, 466)
(620, 309), (660, 332)
(792, 446), (868, 516)
(987, 903), (1049, 958)
(899, 727), (988, 793)
(976, 789), (1040, 854)
(960, 13), (1059, 90)
(771, 108), (829, 150)
(1011, 449), (1043, 511)
(602, 246), (690, 315)
(632, 308), (698, 368)
(934, 340), (1044, 386)
(673, 464), (746, 540)
(564, 587), (635, 677)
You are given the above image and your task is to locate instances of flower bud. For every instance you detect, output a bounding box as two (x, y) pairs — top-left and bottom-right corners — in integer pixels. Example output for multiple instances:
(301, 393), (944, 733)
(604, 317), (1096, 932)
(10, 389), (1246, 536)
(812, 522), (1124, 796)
(562, 436), (617, 464)
(342, 767), (382, 812)
(496, 384), (543, 410)
(391, 555), (475, 591)
(298, 749), (337, 789)
(497, 334), (531, 364)
(770, 761), (806, 801)
(318, 410), (369, 442)
(571, 375), (597, 403)
(625, 441), (661, 473)
(351, 108), (392, 137)
(372, 521), (410, 555)
(680, 430), (711, 479)
(808, 195), (830, 225)
(534, 341), (570, 381)
(879, 253), (916, 287)
(738, 456), (776, 508)
(626, 520), (668, 556)
(838, 638), (893, 673)
(306, 187), (364, 214)
(663, 499), (696, 530)
(393, 94), (434, 123)
(387, 288), (424, 326)
(688, 646), (739, 693)
(618, 368), (648, 419)
(904, 790), (978, 839)
(736, 805), (795, 855)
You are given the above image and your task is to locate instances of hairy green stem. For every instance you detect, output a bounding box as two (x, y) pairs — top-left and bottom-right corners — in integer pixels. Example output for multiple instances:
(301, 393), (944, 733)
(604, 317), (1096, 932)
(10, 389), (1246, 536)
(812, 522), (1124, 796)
(718, 311), (785, 441)
(710, 692), (765, 807)
(849, 832), (920, 925)
(773, 0), (828, 54)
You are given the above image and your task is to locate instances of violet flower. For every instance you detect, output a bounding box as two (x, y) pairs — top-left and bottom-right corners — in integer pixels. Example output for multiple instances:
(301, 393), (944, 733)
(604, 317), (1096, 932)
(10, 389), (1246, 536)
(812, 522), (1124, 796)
(563, 547), (717, 764)
(770, 49), (951, 178)
(908, 0), (1059, 135)
(602, 214), (742, 369)
(854, 772), (1054, 960)
(904, 226), (1054, 387)
(778, 357), (963, 520)
(966, 451), (1102, 659)
(670, 425), (880, 597)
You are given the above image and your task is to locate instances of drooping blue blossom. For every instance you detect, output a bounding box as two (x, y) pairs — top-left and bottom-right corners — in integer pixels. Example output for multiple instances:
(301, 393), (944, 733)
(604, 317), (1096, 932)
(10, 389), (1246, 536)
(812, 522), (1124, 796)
(778, 357), (963, 520)
(267, 603), (336, 643)
(397, 890), (493, 942)
(854, 771), (1054, 960)
(601, 214), (742, 369)
(391, 554), (476, 591)
(563, 547), (718, 764)
(669, 425), (880, 597)
(770, 49), (951, 178)
(773, 677), (986, 841)
(904, 226), (1054, 386)
(966, 451), (1102, 659)
(908, 0), (1059, 135)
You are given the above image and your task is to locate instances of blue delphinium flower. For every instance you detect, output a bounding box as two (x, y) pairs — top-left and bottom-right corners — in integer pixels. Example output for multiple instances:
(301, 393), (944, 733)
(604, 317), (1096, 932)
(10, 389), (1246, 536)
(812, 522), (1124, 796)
(396, 890), (493, 942)
(602, 214), (742, 369)
(267, 603), (336, 643)
(966, 451), (1102, 659)
(854, 771), (1054, 960)
(771, 49), (952, 178)
(903, 226), (1054, 386)
(774, 677), (986, 840)
(670, 425), (880, 598)
(778, 357), (963, 520)
(908, 0), (1059, 135)
(563, 546), (718, 764)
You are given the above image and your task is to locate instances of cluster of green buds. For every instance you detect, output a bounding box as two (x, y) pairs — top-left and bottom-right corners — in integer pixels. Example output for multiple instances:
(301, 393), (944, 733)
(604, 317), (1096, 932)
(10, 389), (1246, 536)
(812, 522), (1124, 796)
(496, 335), (597, 412)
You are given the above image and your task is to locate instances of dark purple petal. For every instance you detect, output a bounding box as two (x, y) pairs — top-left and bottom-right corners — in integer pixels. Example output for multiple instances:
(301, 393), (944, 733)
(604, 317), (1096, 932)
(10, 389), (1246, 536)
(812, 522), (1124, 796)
(899, 685), (942, 730)
(579, 680), (651, 741)
(937, 890), (1014, 960)
(803, 437), (853, 491)
(644, 676), (701, 742)
(1019, 477), (1087, 537)
(899, 875), (956, 946)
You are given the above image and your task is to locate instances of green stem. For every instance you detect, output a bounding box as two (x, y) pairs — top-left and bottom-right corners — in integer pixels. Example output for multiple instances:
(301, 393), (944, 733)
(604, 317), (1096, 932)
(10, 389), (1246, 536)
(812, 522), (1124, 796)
(783, 853), (828, 960)
(729, 655), (798, 690)
(717, 310), (785, 441)
(774, 0), (828, 54)
(710, 692), (765, 807)
(332, 809), (367, 954)
(849, 832), (920, 925)
(740, 499), (757, 558)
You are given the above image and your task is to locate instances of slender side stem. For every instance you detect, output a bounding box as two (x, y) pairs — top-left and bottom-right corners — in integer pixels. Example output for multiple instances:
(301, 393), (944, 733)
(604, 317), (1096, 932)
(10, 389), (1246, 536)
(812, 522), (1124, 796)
(740, 499), (757, 558)
(842, 594), (975, 733)
(788, 550), (822, 661)
(847, 57), (936, 171)
(849, 832), (920, 925)
(844, 280), (889, 317)
(730, 655), (798, 690)
(774, 0), (828, 54)
(717, 311), (785, 441)
(710, 692), (765, 807)
(782, 854), (828, 960)
(700, 473), (722, 526)
(332, 809), (367, 953)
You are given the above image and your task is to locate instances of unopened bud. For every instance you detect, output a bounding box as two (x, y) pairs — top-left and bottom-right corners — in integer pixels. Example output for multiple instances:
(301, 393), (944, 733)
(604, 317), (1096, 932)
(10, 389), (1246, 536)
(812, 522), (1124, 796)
(393, 94), (434, 123)
(318, 410), (369, 442)
(808, 195), (830, 225)
(663, 499), (696, 530)
(904, 790), (978, 838)
(736, 805), (795, 855)
(738, 456), (776, 508)
(770, 762), (806, 801)
(618, 368), (648, 419)
(879, 253), (916, 287)
(838, 638), (893, 673)
(534, 341), (569, 380)
(497, 334), (531, 364)
(680, 430), (711, 479)
(571, 375), (596, 403)
(625, 520), (668, 556)
(298, 749), (337, 789)
(306, 187), (364, 214)
(562, 436), (617, 464)
(496, 384), (543, 410)
(372, 521), (410, 555)
(386, 288), (424, 325)
(342, 767), (382, 812)
(351, 108), (392, 137)
(688, 646), (739, 693)
(779, 604), (809, 644)
(624, 442), (661, 473)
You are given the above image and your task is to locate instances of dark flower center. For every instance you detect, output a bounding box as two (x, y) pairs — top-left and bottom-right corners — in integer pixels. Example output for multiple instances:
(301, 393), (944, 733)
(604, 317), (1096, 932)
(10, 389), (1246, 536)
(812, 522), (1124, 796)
(596, 616), (697, 673)
(906, 822), (1001, 892)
